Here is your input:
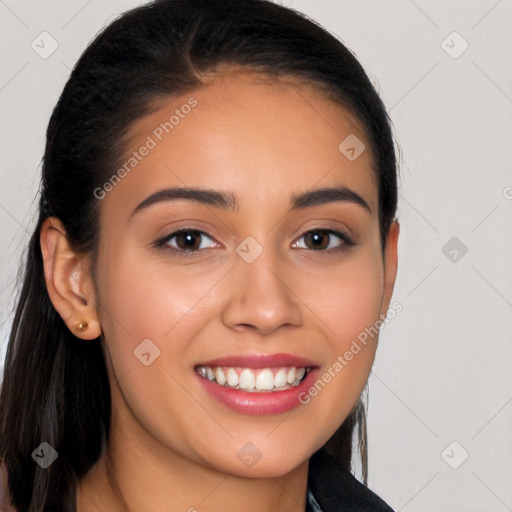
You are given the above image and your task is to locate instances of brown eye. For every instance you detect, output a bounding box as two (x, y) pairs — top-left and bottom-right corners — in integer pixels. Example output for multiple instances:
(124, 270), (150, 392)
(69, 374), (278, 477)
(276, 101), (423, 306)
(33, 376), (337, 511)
(295, 229), (354, 251)
(173, 230), (203, 251)
(303, 230), (330, 250)
(154, 228), (217, 256)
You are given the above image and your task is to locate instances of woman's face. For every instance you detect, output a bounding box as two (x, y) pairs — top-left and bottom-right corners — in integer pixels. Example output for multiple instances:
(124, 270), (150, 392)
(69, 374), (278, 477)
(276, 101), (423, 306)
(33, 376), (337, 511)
(93, 70), (398, 477)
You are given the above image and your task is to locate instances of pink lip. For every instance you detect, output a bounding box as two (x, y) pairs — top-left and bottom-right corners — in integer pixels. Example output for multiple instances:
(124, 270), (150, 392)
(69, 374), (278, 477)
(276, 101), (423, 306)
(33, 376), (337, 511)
(196, 368), (319, 416)
(195, 364), (319, 416)
(196, 352), (317, 369)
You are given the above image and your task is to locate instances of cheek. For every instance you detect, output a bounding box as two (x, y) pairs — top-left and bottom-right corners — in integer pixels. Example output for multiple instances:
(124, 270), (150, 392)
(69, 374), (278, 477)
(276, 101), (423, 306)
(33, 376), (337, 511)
(94, 245), (229, 397)
(94, 249), (219, 456)
(97, 246), (212, 348)
(331, 250), (384, 372)
(299, 246), (384, 350)
(293, 246), (384, 435)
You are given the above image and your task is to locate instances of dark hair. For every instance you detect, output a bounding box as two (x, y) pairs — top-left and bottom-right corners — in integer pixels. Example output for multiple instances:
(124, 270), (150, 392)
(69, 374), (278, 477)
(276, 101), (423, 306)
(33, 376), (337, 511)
(0, 0), (398, 509)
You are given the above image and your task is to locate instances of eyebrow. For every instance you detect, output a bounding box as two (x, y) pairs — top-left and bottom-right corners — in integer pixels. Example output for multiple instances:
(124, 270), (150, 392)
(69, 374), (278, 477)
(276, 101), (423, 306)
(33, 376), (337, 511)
(129, 185), (372, 219)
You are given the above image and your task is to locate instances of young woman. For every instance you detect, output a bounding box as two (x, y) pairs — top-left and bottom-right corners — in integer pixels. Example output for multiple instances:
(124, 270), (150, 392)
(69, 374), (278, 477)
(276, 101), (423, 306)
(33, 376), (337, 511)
(0, 0), (400, 510)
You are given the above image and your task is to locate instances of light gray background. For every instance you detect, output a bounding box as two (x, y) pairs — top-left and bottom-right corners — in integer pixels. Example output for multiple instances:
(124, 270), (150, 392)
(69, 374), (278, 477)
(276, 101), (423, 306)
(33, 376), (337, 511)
(1, 1), (511, 510)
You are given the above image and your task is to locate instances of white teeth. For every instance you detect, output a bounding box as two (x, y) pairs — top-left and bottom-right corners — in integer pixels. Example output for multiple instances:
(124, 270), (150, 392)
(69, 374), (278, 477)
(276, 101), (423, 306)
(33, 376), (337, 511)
(255, 369), (274, 390)
(215, 367), (226, 385)
(226, 368), (239, 387)
(197, 365), (310, 392)
(274, 368), (287, 388)
(239, 369), (255, 390)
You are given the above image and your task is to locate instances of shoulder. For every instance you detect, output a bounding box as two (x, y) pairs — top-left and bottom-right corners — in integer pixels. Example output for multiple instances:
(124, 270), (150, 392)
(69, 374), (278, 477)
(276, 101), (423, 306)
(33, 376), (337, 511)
(0, 461), (16, 512)
(307, 448), (396, 512)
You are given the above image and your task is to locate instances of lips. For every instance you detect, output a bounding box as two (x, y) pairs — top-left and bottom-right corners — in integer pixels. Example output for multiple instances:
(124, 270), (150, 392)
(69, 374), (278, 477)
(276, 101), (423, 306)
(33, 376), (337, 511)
(194, 353), (319, 415)
(195, 353), (317, 369)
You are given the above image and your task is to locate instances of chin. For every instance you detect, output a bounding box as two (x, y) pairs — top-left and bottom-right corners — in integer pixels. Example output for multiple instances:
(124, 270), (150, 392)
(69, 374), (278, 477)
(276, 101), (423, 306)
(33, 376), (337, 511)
(204, 441), (314, 479)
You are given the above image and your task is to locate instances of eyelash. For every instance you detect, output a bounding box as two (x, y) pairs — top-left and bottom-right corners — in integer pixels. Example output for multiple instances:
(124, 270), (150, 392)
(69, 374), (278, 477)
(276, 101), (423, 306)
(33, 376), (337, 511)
(152, 226), (355, 258)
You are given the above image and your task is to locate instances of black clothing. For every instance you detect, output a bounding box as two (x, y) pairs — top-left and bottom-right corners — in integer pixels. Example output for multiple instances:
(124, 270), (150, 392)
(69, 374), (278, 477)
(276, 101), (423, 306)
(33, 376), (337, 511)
(306, 448), (395, 511)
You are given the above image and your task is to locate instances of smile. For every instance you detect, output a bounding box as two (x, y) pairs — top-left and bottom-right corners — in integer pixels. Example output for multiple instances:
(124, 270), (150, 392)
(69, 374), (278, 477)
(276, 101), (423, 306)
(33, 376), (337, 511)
(195, 365), (310, 392)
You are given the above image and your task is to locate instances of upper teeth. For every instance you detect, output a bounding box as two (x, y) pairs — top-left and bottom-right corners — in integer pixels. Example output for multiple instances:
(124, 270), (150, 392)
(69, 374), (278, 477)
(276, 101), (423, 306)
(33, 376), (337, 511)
(196, 366), (308, 392)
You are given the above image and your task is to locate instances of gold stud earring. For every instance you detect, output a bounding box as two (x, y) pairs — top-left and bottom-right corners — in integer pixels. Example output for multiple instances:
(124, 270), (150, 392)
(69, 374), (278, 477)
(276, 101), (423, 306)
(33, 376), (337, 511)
(76, 321), (89, 332)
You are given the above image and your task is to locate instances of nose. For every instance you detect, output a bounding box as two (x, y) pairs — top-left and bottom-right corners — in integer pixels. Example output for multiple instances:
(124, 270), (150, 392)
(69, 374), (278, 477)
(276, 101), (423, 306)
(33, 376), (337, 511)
(220, 246), (303, 336)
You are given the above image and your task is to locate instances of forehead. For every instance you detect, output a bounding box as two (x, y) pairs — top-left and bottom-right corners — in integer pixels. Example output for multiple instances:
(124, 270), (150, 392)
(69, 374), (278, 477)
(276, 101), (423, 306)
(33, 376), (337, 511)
(110, 69), (377, 215)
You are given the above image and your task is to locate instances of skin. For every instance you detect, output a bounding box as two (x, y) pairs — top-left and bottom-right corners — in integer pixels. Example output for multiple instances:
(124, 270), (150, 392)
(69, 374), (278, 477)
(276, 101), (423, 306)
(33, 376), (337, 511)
(40, 69), (399, 511)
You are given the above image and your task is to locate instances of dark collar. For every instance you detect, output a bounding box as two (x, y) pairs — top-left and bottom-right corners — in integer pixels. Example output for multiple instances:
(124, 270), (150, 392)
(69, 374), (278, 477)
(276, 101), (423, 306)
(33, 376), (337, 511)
(306, 448), (396, 512)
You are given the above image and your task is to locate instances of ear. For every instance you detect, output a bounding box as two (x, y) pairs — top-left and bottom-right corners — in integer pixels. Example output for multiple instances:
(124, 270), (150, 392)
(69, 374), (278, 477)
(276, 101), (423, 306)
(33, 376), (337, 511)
(40, 217), (102, 340)
(380, 220), (400, 317)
